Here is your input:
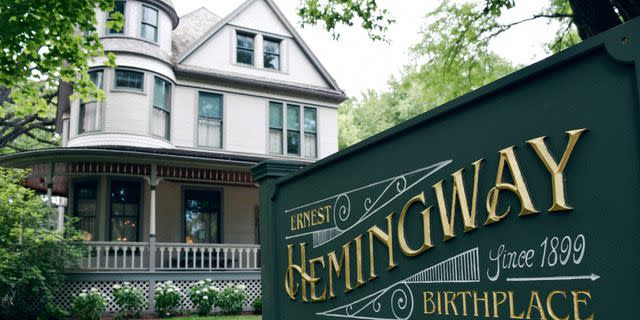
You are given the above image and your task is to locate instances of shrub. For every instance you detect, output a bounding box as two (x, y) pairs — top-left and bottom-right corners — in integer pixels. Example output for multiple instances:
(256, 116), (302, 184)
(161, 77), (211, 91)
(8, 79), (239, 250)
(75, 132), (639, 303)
(251, 296), (262, 314)
(37, 303), (70, 320)
(70, 288), (107, 320)
(188, 278), (220, 316)
(113, 282), (146, 319)
(154, 281), (181, 318)
(216, 285), (247, 315)
(0, 168), (84, 319)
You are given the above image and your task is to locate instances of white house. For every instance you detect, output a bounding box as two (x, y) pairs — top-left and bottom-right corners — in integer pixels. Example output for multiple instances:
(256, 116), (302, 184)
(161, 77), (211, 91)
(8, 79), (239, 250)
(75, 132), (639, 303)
(0, 0), (346, 312)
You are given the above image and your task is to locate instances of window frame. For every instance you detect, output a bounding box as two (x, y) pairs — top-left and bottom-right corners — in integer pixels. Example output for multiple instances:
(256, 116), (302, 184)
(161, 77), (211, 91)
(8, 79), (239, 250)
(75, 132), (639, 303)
(79, 69), (105, 134)
(303, 106), (318, 158)
(263, 38), (281, 70)
(106, 0), (126, 35)
(140, 5), (159, 43)
(268, 101), (284, 155)
(113, 68), (145, 92)
(268, 101), (318, 159)
(151, 76), (172, 140)
(108, 179), (142, 242)
(182, 187), (223, 244)
(196, 91), (224, 149)
(235, 31), (255, 66)
(73, 180), (99, 241)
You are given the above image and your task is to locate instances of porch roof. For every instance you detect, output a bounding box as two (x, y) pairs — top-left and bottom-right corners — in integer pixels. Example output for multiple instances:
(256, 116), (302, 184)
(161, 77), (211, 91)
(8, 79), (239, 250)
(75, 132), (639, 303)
(0, 146), (274, 169)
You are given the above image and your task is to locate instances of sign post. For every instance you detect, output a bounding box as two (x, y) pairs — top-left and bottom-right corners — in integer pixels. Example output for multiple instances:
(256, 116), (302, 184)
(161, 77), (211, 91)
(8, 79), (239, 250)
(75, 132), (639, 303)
(253, 18), (640, 319)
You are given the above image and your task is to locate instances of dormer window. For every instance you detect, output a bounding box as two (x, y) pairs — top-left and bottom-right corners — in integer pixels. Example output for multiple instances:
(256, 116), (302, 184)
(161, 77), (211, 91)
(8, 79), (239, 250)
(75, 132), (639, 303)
(263, 38), (280, 70)
(114, 69), (144, 91)
(141, 5), (158, 42)
(236, 32), (254, 65)
(107, 0), (126, 34)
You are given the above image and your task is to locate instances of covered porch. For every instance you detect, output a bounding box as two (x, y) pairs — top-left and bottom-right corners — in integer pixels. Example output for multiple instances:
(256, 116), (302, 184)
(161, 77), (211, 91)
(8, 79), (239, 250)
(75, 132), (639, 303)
(0, 146), (267, 311)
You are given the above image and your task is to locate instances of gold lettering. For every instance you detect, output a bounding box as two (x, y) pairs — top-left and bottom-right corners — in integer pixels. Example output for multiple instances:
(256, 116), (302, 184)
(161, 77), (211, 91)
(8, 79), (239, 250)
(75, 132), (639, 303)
(526, 291), (547, 319)
(367, 213), (397, 280)
(290, 215), (296, 231)
(397, 192), (433, 256)
(325, 205), (332, 223)
(354, 235), (365, 287)
(547, 290), (569, 320)
(485, 146), (538, 225)
(285, 243), (317, 302)
(444, 291), (459, 316)
(571, 290), (593, 320)
(473, 291), (490, 317)
(527, 128), (587, 212)
(458, 291), (472, 316)
(308, 256), (326, 302)
(509, 291), (525, 319)
(327, 242), (352, 297)
(433, 159), (483, 240)
(493, 291), (508, 317)
(423, 291), (436, 315)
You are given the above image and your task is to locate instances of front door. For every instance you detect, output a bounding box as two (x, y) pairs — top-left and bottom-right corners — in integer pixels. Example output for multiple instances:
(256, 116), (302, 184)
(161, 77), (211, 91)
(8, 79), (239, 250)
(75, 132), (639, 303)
(183, 189), (221, 243)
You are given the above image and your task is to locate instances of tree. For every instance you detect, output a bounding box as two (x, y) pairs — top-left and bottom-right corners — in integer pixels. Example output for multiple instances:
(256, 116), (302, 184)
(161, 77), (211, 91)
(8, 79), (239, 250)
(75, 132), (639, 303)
(0, 0), (123, 152)
(0, 168), (84, 319)
(298, 0), (640, 43)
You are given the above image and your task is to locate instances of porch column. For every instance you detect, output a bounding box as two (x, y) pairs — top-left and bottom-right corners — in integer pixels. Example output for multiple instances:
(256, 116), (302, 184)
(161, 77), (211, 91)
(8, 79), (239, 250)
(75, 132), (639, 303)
(45, 162), (54, 208)
(149, 163), (158, 272)
(57, 197), (67, 232)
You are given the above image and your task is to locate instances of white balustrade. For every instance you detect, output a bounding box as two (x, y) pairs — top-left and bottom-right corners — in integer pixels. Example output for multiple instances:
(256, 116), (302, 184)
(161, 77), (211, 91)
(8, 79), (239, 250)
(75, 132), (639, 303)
(155, 243), (261, 271)
(73, 242), (260, 272)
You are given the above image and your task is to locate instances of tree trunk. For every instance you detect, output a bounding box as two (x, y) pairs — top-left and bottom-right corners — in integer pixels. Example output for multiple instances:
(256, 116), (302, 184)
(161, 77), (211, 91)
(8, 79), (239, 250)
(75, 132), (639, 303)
(611, 0), (640, 22)
(569, 0), (622, 39)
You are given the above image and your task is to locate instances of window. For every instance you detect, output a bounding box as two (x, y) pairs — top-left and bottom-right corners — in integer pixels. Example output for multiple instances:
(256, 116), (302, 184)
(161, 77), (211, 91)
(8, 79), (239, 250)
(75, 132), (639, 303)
(107, 0), (125, 34)
(184, 189), (221, 243)
(141, 5), (158, 42)
(269, 103), (319, 158)
(114, 69), (144, 91)
(269, 102), (283, 154)
(152, 77), (171, 139)
(287, 105), (300, 155)
(304, 107), (317, 158)
(264, 38), (280, 70)
(198, 92), (223, 148)
(236, 32), (254, 65)
(110, 181), (140, 242)
(74, 181), (98, 241)
(79, 70), (104, 133)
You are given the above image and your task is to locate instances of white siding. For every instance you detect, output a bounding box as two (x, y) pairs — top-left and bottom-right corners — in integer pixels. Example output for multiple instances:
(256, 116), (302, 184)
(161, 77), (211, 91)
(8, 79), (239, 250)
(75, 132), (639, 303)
(89, 54), (175, 81)
(231, 0), (289, 36)
(317, 107), (339, 158)
(224, 94), (267, 154)
(67, 133), (173, 148)
(172, 86), (196, 148)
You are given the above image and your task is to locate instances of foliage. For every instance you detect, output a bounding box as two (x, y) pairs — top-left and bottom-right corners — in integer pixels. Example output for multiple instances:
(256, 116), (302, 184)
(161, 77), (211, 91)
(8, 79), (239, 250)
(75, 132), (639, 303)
(188, 278), (220, 316)
(37, 302), (70, 320)
(113, 282), (147, 319)
(0, 0), (123, 150)
(0, 168), (84, 319)
(338, 6), (516, 149)
(251, 296), (262, 314)
(297, 0), (395, 41)
(70, 288), (108, 320)
(155, 281), (182, 318)
(216, 285), (247, 315)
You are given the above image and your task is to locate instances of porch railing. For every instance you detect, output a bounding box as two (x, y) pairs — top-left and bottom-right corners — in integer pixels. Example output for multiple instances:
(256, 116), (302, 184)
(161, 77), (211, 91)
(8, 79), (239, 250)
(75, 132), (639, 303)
(74, 241), (260, 272)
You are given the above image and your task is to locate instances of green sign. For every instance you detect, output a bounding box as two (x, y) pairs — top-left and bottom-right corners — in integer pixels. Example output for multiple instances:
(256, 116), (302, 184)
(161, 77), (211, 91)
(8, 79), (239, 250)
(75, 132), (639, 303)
(252, 18), (640, 319)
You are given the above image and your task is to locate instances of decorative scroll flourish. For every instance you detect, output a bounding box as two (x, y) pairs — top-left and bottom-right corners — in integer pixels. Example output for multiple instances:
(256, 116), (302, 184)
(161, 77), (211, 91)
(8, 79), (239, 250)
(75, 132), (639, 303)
(317, 248), (479, 320)
(285, 160), (452, 248)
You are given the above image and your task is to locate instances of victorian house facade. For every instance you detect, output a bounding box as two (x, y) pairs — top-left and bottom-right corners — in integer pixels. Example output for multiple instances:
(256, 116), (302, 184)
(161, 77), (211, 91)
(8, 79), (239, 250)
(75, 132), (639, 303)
(0, 0), (345, 311)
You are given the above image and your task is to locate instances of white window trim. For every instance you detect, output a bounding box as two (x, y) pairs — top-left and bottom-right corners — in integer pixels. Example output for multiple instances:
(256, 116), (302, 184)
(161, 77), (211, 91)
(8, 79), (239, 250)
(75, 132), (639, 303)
(112, 68), (146, 94)
(149, 75), (173, 141)
(140, 4), (159, 43)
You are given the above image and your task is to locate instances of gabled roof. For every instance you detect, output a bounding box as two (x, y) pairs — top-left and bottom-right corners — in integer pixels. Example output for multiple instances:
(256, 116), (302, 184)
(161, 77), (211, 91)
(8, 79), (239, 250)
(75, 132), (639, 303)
(172, 7), (221, 59)
(175, 0), (344, 94)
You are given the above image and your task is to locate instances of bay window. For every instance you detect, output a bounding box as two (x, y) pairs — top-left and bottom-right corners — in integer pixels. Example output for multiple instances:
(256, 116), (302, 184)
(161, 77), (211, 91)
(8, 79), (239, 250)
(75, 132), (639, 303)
(107, 0), (125, 34)
(79, 70), (104, 133)
(198, 92), (223, 148)
(152, 77), (171, 139)
(141, 5), (158, 42)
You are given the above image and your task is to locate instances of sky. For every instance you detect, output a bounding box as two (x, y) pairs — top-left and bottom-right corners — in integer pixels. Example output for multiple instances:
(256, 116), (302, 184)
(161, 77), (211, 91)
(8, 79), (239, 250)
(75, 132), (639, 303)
(173, 0), (559, 97)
